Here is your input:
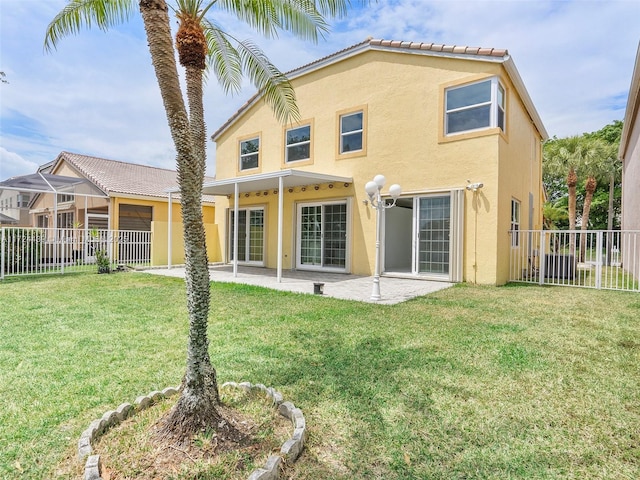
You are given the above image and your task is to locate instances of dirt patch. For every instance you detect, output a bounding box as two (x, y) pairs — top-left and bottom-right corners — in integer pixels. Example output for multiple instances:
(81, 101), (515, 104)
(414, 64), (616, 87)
(61, 391), (291, 479)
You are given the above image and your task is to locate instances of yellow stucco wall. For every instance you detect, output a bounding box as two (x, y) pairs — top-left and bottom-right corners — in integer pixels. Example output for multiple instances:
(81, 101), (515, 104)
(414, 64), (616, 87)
(152, 220), (220, 265)
(213, 49), (543, 285)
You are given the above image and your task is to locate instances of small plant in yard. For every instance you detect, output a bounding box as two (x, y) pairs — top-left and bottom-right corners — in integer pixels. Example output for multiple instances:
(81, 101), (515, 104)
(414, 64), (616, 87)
(94, 248), (111, 274)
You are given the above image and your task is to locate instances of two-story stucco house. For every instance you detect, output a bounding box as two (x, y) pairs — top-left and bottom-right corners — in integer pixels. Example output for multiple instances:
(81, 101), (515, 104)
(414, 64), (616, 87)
(205, 38), (548, 285)
(619, 41), (640, 281)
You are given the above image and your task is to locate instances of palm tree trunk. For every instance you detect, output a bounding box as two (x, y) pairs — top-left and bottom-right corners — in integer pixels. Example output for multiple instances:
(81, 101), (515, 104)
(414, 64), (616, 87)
(567, 167), (577, 261)
(606, 173), (615, 265)
(186, 65), (207, 181)
(139, 0), (220, 440)
(579, 176), (597, 262)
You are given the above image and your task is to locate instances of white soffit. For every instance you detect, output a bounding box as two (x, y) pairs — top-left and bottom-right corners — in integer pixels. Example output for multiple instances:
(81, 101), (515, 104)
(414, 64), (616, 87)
(199, 169), (353, 196)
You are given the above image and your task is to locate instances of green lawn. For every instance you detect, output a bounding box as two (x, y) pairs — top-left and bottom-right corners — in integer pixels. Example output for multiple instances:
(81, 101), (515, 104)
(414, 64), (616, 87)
(1, 273), (639, 479)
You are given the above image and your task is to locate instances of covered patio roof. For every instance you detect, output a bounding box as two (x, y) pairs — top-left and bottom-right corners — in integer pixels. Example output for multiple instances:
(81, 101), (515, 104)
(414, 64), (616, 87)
(165, 169), (353, 282)
(0, 172), (108, 198)
(0, 172), (109, 229)
(166, 169), (353, 196)
(0, 212), (18, 224)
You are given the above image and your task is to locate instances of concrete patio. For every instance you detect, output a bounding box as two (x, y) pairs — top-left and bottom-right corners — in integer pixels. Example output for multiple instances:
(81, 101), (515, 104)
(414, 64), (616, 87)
(142, 264), (453, 305)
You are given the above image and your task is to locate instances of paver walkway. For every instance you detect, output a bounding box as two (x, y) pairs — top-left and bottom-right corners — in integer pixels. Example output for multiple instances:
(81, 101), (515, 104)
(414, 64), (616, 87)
(142, 264), (453, 305)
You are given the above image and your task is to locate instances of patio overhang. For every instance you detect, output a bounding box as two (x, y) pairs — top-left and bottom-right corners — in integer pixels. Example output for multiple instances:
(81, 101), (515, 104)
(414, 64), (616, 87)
(0, 172), (108, 198)
(0, 172), (109, 228)
(166, 169), (353, 196)
(164, 169), (353, 282)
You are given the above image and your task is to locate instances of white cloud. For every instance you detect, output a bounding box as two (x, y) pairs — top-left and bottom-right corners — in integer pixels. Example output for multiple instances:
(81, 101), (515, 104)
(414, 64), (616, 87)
(1, 0), (640, 178)
(0, 147), (38, 179)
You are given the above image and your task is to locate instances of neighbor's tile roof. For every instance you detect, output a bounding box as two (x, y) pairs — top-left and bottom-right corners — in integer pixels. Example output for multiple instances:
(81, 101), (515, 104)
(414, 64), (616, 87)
(55, 151), (216, 202)
(212, 38), (510, 140)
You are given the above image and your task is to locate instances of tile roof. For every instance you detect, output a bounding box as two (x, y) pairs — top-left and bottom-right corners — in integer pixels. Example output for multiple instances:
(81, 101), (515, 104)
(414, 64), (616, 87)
(54, 151), (216, 202)
(212, 37), (512, 140)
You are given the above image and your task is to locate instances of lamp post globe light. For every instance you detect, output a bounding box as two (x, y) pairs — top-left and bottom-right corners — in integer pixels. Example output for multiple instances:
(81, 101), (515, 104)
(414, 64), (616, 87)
(365, 174), (402, 301)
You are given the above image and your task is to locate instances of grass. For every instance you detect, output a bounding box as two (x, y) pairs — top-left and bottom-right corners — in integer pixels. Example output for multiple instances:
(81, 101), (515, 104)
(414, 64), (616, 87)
(1, 273), (639, 479)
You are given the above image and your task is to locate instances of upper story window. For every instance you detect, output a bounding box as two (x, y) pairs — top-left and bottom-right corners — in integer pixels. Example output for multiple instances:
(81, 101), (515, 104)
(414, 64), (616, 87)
(511, 198), (520, 247)
(239, 137), (260, 171)
(340, 111), (363, 153)
(286, 125), (311, 163)
(445, 78), (505, 135)
(17, 194), (30, 208)
(57, 193), (74, 203)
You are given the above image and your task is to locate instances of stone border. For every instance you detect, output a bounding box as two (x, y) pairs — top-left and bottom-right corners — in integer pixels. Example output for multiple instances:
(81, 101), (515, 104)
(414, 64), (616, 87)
(78, 383), (306, 480)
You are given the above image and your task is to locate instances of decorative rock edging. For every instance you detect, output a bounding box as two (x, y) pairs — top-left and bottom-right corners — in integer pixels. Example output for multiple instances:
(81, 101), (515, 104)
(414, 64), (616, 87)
(78, 383), (306, 480)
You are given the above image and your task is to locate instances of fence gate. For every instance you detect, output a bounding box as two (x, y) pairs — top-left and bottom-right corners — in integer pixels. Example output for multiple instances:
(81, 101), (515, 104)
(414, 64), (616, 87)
(509, 230), (640, 292)
(1, 227), (151, 279)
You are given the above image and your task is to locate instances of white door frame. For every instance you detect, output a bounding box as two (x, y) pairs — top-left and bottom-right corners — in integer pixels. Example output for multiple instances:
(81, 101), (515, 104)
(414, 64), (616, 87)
(228, 206), (266, 266)
(295, 199), (350, 273)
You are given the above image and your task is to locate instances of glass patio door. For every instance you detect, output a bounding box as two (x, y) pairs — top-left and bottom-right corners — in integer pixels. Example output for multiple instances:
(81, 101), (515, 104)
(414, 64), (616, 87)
(229, 207), (264, 265)
(297, 202), (348, 271)
(415, 195), (451, 276)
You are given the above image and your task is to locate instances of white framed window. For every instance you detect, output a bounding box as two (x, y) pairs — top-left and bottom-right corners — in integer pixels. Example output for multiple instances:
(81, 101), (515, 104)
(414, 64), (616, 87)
(286, 124), (311, 162)
(511, 199), (520, 247)
(339, 111), (363, 153)
(57, 211), (74, 228)
(239, 137), (259, 171)
(17, 194), (30, 207)
(37, 215), (49, 229)
(296, 200), (349, 272)
(57, 193), (74, 203)
(445, 77), (505, 135)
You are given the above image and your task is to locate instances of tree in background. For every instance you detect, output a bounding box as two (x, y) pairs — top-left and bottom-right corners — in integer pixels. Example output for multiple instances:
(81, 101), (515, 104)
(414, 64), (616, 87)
(585, 120), (623, 232)
(543, 135), (603, 256)
(585, 120), (623, 264)
(45, 0), (354, 441)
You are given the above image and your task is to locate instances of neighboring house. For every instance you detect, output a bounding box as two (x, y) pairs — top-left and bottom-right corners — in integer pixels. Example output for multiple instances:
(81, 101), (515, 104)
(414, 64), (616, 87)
(23, 151), (219, 265)
(206, 38), (547, 285)
(0, 189), (30, 225)
(619, 41), (640, 280)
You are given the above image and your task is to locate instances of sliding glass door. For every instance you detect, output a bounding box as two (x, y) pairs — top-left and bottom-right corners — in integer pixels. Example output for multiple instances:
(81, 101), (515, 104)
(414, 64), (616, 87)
(297, 201), (348, 271)
(229, 207), (264, 265)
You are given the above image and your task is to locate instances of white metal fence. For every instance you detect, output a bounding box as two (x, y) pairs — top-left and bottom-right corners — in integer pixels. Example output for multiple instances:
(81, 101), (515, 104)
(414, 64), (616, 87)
(1, 227), (151, 279)
(509, 230), (640, 292)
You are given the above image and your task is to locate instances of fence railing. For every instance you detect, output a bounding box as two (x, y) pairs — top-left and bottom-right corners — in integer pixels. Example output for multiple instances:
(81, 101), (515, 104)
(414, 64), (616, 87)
(509, 230), (640, 292)
(1, 227), (151, 279)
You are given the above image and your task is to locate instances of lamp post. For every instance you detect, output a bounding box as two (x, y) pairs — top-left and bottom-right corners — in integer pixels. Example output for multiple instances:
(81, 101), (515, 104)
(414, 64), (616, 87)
(365, 174), (402, 301)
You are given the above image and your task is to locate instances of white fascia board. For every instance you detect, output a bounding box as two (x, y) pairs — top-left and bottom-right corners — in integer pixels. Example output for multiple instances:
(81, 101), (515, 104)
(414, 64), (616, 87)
(619, 42), (640, 160)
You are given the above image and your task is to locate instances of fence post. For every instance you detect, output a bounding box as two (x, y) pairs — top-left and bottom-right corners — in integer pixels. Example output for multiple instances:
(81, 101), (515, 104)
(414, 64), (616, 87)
(1, 227), (4, 281)
(538, 231), (546, 286)
(595, 232), (603, 289)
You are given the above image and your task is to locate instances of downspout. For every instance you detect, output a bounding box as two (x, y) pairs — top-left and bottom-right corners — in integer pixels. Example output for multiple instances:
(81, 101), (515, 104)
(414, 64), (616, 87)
(277, 176), (284, 282)
(233, 182), (239, 277)
(168, 191), (173, 269)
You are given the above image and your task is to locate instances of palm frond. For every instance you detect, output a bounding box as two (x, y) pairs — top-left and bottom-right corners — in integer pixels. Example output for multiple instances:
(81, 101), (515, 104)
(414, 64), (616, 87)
(217, 0), (280, 38)
(202, 21), (243, 94)
(44, 0), (136, 52)
(311, 0), (351, 18)
(236, 39), (300, 125)
(217, 0), (329, 42)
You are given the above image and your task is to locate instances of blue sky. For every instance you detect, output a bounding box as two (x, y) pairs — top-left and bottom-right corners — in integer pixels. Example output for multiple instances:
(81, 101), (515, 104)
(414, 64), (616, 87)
(1, 0), (639, 179)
